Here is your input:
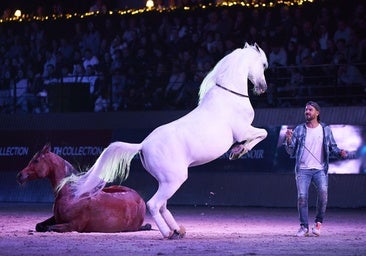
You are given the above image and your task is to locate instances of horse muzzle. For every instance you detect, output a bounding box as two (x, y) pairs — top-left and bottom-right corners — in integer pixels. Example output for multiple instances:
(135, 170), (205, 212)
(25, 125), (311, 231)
(254, 82), (267, 95)
(16, 172), (27, 184)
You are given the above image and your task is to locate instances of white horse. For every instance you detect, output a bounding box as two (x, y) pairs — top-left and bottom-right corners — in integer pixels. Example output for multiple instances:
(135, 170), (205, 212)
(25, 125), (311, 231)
(59, 42), (268, 239)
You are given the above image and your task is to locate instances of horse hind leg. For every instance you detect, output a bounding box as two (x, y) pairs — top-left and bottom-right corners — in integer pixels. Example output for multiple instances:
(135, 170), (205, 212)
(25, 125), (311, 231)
(160, 202), (186, 239)
(147, 180), (186, 239)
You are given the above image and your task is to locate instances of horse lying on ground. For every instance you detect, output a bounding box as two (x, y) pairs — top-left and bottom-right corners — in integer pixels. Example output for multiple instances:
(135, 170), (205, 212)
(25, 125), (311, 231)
(59, 42), (268, 239)
(16, 144), (150, 233)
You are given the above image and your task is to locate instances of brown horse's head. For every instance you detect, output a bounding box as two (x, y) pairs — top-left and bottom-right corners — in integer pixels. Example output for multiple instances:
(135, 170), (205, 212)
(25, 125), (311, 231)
(16, 143), (52, 184)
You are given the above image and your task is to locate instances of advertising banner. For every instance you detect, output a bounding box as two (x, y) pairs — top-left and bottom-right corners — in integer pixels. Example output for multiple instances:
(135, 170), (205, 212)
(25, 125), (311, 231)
(0, 130), (113, 171)
(0, 125), (364, 174)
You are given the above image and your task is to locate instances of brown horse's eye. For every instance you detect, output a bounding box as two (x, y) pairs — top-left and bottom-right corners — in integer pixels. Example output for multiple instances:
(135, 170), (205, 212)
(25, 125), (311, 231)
(33, 159), (39, 164)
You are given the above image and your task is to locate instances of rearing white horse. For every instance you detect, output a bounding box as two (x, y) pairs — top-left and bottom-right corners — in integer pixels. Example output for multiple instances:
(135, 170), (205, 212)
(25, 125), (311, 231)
(59, 42), (268, 239)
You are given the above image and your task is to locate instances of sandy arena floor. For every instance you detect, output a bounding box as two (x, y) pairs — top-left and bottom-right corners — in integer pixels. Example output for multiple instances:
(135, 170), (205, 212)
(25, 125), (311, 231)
(0, 203), (365, 256)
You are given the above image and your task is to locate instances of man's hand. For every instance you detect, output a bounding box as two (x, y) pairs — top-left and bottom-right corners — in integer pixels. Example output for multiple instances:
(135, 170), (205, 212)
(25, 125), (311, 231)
(285, 129), (293, 144)
(340, 149), (348, 158)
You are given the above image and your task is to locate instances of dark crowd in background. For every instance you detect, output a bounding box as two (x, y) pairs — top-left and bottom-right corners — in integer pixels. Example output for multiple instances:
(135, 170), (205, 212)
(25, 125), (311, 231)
(0, 0), (365, 113)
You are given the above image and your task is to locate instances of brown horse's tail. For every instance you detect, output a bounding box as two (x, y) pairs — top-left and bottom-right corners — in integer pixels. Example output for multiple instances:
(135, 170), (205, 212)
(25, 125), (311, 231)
(57, 142), (141, 199)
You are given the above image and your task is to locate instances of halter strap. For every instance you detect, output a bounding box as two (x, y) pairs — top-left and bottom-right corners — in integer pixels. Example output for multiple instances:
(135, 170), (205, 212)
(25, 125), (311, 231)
(216, 83), (249, 98)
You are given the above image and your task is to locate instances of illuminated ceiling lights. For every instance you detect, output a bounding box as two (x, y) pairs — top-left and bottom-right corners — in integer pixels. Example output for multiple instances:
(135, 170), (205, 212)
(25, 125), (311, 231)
(14, 10), (22, 18)
(0, 0), (317, 23)
(219, 0), (314, 7)
(146, 0), (154, 8)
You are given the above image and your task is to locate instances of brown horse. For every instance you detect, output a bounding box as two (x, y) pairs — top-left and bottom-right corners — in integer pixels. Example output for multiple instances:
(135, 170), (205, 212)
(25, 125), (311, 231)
(16, 144), (150, 233)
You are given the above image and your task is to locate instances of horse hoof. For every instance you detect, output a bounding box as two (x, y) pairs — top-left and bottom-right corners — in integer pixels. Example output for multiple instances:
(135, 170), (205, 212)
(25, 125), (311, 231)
(229, 145), (248, 160)
(35, 224), (48, 232)
(229, 152), (239, 160)
(168, 226), (186, 240)
(139, 223), (152, 231)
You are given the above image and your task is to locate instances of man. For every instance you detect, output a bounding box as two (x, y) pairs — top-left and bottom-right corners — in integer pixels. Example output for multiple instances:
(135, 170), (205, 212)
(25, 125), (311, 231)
(284, 101), (348, 237)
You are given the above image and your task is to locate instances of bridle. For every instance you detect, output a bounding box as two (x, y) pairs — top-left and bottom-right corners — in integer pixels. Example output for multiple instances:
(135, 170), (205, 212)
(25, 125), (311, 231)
(216, 83), (249, 98)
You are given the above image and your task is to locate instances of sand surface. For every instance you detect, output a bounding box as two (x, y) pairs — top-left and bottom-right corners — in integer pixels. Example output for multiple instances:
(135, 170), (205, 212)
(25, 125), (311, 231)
(0, 203), (365, 255)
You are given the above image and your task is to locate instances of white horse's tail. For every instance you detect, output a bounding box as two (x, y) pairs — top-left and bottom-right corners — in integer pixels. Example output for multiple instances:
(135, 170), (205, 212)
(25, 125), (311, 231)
(57, 142), (141, 198)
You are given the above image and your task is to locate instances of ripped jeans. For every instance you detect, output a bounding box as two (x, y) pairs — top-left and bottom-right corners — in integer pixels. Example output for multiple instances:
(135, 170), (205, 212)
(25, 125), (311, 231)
(296, 169), (328, 228)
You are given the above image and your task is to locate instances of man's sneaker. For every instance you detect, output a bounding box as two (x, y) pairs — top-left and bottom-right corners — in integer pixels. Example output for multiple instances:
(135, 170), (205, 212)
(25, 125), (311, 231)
(296, 225), (309, 237)
(312, 222), (322, 236)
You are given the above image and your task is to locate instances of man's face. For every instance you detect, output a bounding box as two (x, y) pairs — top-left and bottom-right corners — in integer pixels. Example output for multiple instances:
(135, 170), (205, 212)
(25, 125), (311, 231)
(304, 105), (319, 122)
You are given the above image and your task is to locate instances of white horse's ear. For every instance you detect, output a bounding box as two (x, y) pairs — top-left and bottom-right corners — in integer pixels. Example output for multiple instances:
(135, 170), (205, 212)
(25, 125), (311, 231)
(244, 42), (249, 48)
(254, 42), (260, 52)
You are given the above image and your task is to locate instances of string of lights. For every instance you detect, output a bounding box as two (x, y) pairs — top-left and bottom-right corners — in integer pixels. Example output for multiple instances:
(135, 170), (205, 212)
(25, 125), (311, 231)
(0, 0), (316, 24)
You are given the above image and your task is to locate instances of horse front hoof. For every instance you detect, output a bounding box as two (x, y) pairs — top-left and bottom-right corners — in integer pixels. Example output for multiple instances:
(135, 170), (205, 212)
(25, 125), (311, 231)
(229, 145), (248, 160)
(168, 226), (186, 240)
(35, 223), (48, 232)
(229, 152), (239, 160)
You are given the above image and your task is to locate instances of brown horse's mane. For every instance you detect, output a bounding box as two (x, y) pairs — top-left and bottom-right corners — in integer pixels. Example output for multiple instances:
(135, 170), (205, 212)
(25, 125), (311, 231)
(32, 147), (80, 178)
(63, 160), (80, 177)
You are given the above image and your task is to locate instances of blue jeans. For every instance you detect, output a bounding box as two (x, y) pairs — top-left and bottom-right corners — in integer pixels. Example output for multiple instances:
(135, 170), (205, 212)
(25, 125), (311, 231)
(295, 169), (328, 228)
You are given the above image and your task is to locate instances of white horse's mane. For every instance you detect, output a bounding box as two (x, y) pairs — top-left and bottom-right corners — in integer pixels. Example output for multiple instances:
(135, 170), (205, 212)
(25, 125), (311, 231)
(198, 63), (217, 104)
(198, 43), (265, 104)
(198, 47), (246, 104)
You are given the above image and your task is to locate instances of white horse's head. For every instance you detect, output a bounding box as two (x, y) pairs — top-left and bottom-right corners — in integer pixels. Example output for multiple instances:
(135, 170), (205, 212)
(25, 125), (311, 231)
(198, 42), (268, 104)
(244, 42), (268, 95)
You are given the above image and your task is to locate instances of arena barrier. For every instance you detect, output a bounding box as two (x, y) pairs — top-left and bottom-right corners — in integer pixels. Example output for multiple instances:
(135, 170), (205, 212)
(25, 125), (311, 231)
(0, 107), (365, 207)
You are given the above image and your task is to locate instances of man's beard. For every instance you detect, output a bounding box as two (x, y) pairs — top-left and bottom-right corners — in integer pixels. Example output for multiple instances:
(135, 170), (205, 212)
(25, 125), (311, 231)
(305, 114), (314, 122)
